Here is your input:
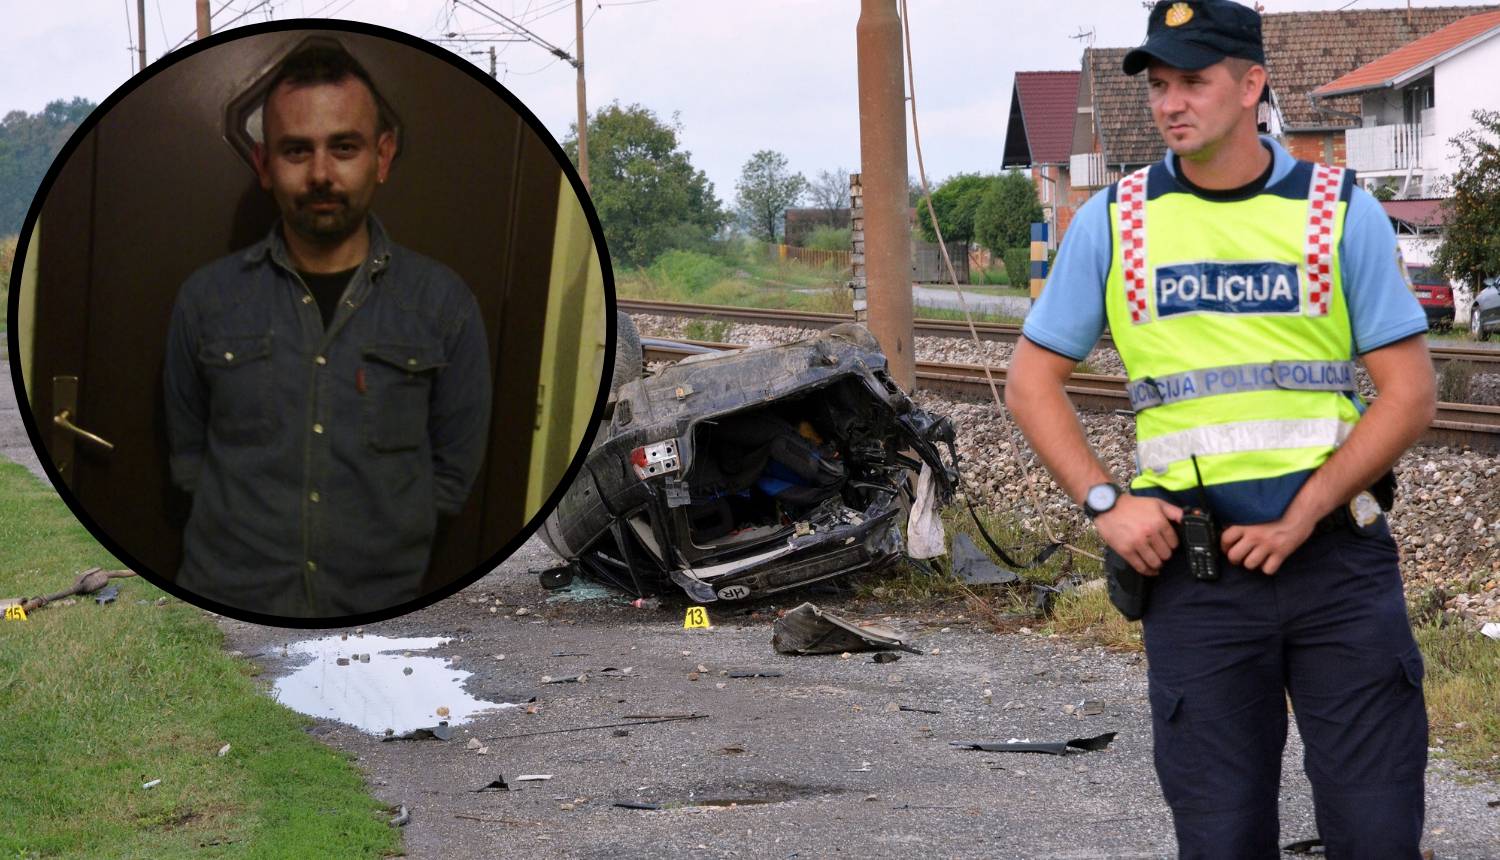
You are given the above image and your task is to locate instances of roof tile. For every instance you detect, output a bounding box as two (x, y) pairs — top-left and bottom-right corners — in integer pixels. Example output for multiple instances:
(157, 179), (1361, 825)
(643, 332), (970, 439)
(1014, 71), (1082, 164)
(1316, 10), (1500, 96)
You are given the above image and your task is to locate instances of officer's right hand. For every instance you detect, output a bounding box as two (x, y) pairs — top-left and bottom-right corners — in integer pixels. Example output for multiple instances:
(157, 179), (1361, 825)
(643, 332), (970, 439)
(1094, 496), (1184, 576)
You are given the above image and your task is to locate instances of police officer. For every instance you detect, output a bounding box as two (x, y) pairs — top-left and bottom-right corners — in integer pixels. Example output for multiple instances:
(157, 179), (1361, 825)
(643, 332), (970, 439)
(1005, 1), (1435, 856)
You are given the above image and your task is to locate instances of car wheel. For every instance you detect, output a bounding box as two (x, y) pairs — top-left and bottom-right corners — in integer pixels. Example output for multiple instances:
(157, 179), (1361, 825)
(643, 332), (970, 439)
(1473, 309), (1490, 342)
(612, 311), (643, 393)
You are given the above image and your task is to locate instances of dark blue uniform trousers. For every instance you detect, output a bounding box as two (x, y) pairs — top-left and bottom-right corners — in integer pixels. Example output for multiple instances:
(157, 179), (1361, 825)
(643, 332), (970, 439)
(1141, 519), (1427, 859)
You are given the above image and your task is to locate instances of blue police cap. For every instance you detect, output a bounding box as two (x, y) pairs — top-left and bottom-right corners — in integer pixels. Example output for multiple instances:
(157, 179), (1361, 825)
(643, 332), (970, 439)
(1123, 0), (1265, 76)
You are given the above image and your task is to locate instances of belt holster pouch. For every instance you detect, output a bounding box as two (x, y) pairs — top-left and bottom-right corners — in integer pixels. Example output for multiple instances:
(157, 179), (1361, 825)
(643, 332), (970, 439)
(1104, 547), (1149, 621)
(1373, 468), (1397, 511)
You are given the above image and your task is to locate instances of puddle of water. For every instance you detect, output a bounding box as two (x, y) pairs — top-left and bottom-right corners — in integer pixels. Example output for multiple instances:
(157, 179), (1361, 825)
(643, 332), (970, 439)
(270, 634), (514, 736)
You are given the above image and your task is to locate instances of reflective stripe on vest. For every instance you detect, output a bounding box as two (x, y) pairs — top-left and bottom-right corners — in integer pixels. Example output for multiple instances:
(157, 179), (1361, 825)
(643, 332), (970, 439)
(1127, 359), (1357, 412)
(1137, 418), (1356, 476)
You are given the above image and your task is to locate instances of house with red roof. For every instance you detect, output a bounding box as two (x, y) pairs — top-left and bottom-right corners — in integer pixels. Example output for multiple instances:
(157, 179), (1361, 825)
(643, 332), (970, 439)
(1000, 70), (1081, 245)
(1312, 9), (1500, 199)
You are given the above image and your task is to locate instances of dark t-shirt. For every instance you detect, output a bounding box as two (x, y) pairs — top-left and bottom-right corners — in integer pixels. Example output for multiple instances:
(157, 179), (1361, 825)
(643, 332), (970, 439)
(299, 266), (359, 328)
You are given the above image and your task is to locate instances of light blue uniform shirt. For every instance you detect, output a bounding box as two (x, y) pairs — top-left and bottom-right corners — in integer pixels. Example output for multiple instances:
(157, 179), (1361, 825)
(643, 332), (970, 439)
(1022, 137), (1428, 361)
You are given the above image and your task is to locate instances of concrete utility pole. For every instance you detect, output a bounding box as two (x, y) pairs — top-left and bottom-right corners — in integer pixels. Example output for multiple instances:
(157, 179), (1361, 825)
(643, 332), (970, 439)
(196, 0), (211, 39)
(137, 0), (147, 72)
(856, 0), (913, 390)
(575, 0), (591, 192)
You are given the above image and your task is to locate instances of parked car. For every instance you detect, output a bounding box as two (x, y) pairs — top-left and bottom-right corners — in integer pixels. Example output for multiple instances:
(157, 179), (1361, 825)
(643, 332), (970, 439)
(1407, 265), (1455, 329)
(1473, 276), (1500, 341)
(539, 318), (960, 603)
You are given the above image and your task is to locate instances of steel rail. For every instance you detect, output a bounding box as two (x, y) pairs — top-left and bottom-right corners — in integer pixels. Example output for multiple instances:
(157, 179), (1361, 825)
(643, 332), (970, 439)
(620, 298), (1500, 369)
(640, 340), (1500, 452)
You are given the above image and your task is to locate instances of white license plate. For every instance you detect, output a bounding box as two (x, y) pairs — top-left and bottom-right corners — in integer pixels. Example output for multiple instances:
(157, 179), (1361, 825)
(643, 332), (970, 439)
(1416, 290), (1432, 299)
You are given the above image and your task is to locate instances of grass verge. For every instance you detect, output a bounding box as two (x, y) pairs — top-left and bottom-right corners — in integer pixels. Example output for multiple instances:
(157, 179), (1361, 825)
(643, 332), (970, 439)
(1412, 614), (1500, 779)
(0, 462), (401, 859)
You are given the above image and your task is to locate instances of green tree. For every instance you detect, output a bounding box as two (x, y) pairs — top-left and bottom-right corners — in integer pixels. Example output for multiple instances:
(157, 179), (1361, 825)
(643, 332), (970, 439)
(563, 102), (726, 269)
(1433, 110), (1500, 294)
(975, 171), (1044, 253)
(916, 173), (990, 245)
(734, 150), (807, 243)
(0, 97), (96, 234)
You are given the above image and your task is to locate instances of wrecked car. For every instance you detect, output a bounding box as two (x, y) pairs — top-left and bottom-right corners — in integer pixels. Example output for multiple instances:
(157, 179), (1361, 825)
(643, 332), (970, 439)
(539, 320), (959, 603)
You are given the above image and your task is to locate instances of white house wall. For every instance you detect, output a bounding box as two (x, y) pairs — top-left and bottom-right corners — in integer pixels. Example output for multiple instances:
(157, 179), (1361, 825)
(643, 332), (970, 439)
(1431, 37), (1500, 181)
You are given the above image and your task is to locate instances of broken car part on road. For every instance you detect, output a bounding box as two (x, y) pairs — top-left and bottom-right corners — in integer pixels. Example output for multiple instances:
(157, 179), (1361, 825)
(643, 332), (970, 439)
(771, 602), (922, 656)
(540, 322), (960, 603)
(949, 731), (1119, 755)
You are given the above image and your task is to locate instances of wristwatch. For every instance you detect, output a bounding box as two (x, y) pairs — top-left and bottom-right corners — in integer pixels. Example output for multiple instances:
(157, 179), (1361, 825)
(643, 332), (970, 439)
(1083, 483), (1121, 519)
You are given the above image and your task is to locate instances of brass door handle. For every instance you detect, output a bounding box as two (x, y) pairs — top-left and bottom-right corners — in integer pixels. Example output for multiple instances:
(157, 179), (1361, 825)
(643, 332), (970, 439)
(54, 409), (116, 452)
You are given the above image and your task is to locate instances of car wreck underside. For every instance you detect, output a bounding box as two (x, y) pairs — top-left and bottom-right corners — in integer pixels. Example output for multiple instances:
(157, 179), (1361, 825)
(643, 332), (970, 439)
(540, 324), (959, 603)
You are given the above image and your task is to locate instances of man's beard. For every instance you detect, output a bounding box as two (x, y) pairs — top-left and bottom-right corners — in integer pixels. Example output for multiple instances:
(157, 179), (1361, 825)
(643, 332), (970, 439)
(284, 190), (368, 245)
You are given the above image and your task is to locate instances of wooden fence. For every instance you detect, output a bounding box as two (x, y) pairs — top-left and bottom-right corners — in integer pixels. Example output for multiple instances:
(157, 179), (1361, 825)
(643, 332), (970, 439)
(773, 244), (852, 271)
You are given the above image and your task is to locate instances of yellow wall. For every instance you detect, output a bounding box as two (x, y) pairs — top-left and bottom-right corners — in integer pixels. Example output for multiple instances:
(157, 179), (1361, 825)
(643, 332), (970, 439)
(526, 179), (607, 515)
(18, 222), (38, 406)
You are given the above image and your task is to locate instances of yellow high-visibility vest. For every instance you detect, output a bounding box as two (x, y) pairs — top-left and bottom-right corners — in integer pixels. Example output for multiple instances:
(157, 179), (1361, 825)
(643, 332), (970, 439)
(1105, 160), (1363, 523)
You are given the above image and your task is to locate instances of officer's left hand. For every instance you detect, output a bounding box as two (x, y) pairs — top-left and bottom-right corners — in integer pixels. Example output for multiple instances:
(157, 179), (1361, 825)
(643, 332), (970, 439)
(1220, 516), (1315, 575)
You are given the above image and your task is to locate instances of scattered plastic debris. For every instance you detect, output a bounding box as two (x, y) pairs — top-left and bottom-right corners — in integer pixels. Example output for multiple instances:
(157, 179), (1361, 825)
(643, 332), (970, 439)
(382, 722), (452, 742)
(389, 805), (410, 828)
(474, 776), (511, 793)
(950, 533), (1019, 585)
(772, 603), (921, 655)
(514, 774), (552, 782)
(94, 585), (119, 605)
(949, 731), (1118, 755)
(614, 801), (662, 811)
(216, 743), (231, 757)
(141, 779), (161, 790)
(1481, 622), (1500, 641)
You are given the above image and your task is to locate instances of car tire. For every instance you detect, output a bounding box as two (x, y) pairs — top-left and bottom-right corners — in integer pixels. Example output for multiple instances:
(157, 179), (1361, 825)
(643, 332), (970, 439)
(612, 311), (643, 394)
(1473, 309), (1490, 342)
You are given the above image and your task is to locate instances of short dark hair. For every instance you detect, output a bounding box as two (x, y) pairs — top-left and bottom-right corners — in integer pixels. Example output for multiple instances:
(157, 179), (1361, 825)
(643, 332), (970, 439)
(261, 43), (392, 135)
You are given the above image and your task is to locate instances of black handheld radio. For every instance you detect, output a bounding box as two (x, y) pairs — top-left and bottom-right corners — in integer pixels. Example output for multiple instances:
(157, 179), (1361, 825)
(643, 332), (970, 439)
(1183, 455), (1220, 582)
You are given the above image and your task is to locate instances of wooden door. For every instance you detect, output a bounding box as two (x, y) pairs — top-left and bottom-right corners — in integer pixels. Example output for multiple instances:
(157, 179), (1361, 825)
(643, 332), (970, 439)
(26, 26), (566, 605)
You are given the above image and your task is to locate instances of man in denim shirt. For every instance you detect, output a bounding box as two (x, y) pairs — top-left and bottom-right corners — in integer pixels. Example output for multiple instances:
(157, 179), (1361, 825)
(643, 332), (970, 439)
(164, 45), (491, 618)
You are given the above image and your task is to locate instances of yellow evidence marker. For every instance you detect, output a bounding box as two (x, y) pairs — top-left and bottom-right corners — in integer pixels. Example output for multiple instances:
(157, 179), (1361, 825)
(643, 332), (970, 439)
(4, 604), (28, 622)
(683, 606), (711, 629)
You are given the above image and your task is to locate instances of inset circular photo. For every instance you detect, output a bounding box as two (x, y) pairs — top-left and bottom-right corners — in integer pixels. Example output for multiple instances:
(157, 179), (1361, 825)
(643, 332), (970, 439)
(6, 21), (613, 625)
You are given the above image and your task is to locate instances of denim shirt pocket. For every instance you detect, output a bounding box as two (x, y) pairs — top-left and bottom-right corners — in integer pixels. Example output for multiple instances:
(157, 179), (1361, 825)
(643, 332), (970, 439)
(199, 334), (274, 444)
(361, 342), (448, 452)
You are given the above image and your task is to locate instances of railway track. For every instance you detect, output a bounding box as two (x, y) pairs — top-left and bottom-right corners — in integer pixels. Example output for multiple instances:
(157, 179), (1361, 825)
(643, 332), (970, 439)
(641, 339), (1500, 453)
(619, 297), (1500, 370)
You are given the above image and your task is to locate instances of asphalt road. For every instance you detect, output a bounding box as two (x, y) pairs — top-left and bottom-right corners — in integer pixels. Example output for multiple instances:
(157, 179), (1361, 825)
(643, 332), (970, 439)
(217, 538), (1500, 860)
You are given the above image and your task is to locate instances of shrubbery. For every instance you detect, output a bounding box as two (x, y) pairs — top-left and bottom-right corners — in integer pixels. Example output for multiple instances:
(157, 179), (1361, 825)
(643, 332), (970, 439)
(1003, 247), (1031, 290)
(805, 225), (852, 252)
(648, 249), (732, 296)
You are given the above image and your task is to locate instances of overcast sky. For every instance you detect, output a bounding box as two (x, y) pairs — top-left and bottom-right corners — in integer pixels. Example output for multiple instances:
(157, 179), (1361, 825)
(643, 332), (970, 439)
(0, 0), (1472, 205)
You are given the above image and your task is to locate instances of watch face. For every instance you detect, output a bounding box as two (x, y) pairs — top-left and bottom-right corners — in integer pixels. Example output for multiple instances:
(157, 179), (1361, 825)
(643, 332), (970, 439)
(1087, 484), (1117, 512)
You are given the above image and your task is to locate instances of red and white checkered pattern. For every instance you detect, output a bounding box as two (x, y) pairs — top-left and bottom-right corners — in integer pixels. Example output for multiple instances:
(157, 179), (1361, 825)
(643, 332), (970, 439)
(1303, 164), (1345, 317)
(1117, 167), (1152, 325)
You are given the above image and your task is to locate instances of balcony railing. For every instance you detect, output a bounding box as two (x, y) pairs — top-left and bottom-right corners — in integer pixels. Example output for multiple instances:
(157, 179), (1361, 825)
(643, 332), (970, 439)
(1345, 123), (1424, 173)
(1069, 152), (1119, 189)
